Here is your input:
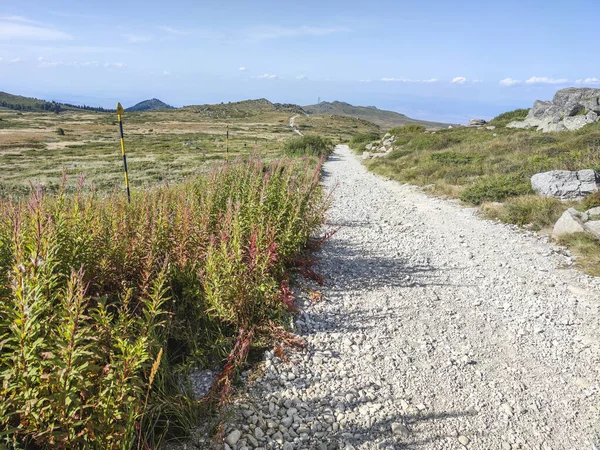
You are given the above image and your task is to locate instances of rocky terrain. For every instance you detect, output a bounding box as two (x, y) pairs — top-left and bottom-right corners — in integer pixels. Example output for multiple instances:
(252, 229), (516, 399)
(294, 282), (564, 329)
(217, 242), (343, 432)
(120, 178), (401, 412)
(507, 88), (600, 132)
(218, 145), (600, 450)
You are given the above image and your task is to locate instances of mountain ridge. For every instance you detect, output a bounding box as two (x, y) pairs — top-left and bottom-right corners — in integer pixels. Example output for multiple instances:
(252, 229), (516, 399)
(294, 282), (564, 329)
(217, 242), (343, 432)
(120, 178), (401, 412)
(304, 101), (449, 128)
(125, 98), (174, 112)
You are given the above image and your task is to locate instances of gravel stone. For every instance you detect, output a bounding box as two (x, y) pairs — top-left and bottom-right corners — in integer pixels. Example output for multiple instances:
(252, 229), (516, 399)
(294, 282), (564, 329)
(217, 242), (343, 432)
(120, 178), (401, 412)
(220, 145), (600, 449)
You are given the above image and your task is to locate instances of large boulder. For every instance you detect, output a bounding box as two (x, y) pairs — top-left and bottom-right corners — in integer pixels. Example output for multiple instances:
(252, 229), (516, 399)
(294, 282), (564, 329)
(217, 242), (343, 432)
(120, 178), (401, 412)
(467, 119), (487, 127)
(552, 209), (586, 238)
(507, 88), (600, 132)
(531, 169), (599, 200)
(583, 221), (600, 239)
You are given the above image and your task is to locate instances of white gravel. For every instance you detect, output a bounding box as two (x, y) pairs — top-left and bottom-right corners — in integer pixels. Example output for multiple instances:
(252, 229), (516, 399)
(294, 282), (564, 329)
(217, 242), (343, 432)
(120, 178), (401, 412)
(220, 145), (600, 450)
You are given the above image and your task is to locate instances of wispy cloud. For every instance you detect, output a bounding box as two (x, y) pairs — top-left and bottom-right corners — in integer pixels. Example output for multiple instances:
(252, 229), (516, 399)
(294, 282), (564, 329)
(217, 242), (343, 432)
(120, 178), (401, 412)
(9, 57), (22, 63)
(380, 77), (438, 83)
(451, 76), (467, 84)
(499, 78), (522, 87)
(297, 74), (308, 80)
(123, 33), (152, 43)
(163, 70), (171, 76)
(257, 73), (278, 79)
(246, 25), (348, 41)
(0, 15), (41, 24)
(0, 21), (73, 41)
(239, 66), (246, 71)
(159, 26), (189, 36)
(37, 57), (125, 69)
(575, 77), (600, 85)
(525, 76), (569, 85)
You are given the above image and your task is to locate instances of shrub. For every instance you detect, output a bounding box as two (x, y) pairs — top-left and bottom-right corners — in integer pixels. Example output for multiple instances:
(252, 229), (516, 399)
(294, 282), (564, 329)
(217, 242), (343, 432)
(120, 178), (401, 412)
(407, 133), (462, 151)
(460, 175), (532, 204)
(349, 132), (380, 147)
(488, 108), (530, 126)
(388, 124), (426, 135)
(581, 191), (600, 210)
(0, 157), (325, 448)
(486, 195), (565, 228)
(430, 151), (474, 165)
(56, 127), (65, 135)
(283, 134), (333, 158)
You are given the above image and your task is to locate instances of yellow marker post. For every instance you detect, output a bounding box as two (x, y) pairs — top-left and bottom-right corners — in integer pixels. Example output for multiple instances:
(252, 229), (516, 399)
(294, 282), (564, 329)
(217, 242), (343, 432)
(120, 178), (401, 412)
(226, 124), (229, 161)
(116, 102), (131, 203)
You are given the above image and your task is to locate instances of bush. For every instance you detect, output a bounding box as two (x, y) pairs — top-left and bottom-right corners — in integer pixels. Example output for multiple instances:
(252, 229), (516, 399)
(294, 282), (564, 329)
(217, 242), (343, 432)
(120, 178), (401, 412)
(485, 195), (565, 228)
(56, 127), (65, 135)
(388, 124), (426, 135)
(0, 157), (325, 448)
(489, 108), (530, 126)
(460, 175), (533, 204)
(283, 134), (333, 158)
(581, 191), (600, 210)
(407, 133), (462, 151)
(349, 132), (380, 147)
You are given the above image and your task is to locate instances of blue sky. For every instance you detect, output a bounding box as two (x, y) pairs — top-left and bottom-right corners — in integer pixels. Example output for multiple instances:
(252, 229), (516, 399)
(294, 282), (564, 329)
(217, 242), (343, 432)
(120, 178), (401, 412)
(0, 0), (599, 123)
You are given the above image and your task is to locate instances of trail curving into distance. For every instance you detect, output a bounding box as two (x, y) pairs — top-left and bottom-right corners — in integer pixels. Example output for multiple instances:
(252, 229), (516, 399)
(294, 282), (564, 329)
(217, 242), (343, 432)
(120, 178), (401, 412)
(221, 145), (600, 450)
(290, 115), (304, 136)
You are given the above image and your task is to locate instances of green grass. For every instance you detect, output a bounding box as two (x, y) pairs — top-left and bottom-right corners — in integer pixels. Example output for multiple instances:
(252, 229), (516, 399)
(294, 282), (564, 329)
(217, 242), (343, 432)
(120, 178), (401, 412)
(488, 108), (530, 127)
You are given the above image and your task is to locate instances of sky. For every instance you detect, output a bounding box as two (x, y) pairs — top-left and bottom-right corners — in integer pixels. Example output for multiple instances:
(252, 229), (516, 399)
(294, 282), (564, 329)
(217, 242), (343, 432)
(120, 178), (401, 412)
(1, 0), (599, 123)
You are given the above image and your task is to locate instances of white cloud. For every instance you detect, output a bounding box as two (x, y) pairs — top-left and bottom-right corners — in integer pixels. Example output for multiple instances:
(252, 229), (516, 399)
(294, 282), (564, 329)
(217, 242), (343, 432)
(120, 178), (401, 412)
(104, 62), (125, 68)
(239, 66), (246, 71)
(257, 73), (278, 79)
(451, 76), (467, 84)
(0, 21), (73, 41)
(9, 57), (21, 63)
(247, 25), (348, 41)
(0, 15), (40, 24)
(499, 78), (522, 87)
(576, 77), (600, 85)
(163, 70), (171, 76)
(359, 79), (372, 83)
(380, 77), (438, 83)
(159, 26), (188, 35)
(525, 76), (569, 85)
(473, 79), (484, 84)
(123, 33), (152, 43)
(297, 74), (308, 80)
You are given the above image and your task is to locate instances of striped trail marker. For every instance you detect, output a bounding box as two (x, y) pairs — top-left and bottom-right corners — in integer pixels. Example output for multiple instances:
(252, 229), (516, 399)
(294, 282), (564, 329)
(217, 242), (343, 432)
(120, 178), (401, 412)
(226, 124), (229, 161)
(116, 102), (131, 203)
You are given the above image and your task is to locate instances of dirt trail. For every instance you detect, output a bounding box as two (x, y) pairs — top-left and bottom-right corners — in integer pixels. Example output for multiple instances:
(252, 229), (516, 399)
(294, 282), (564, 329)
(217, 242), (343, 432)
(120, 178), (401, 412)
(222, 144), (600, 450)
(290, 115), (303, 136)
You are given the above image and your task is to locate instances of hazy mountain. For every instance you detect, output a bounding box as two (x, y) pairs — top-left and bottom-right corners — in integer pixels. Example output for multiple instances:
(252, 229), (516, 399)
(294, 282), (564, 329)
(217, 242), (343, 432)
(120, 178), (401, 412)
(125, 98), (175, 112)
(304, 101), (449, 128)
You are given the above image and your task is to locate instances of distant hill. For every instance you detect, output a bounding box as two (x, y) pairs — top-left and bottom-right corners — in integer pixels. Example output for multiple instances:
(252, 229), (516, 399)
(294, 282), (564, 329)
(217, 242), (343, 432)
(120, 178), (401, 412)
(0, 91), (112, 113)
(304, 101), (448, 129)
(125, 98), (174, 112)
(185, 98), (306, 118)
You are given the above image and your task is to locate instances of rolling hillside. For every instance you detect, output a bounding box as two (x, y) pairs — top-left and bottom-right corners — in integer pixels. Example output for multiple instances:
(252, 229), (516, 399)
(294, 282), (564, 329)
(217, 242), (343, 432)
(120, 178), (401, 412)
(304, 101), (449, 129)
(185, 98), (306, 119)
(0, 91), (112, 113)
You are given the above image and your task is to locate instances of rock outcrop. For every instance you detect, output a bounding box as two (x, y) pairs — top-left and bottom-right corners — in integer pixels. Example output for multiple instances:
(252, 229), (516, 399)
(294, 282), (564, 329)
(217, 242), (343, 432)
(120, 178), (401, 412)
(531, 169), (599, 200)
(552, 207), (600, 240)
(467, 119), (487, 127)
(507, 88), (600, 132)
(362, 133), (397, 160)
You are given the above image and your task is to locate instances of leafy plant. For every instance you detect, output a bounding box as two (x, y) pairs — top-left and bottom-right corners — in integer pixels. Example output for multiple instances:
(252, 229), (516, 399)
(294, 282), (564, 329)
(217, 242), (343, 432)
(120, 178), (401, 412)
(283, 134), (333, 158)
(460, 175), (532, 204)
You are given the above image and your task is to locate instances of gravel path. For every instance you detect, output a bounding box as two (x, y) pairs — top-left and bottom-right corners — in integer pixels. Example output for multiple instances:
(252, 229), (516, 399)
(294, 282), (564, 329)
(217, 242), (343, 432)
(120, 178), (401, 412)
(221, 145), (600, 450)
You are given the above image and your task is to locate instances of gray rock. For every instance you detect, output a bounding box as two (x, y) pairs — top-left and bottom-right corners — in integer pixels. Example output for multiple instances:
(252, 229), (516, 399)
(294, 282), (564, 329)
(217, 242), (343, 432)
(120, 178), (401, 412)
(583, 220), (600, 239)
(467, 119), (487, 127)
(586, 206), (600, 217)
(531, 170), (599, 200)
(361, 151), (371, 160)
(507, 88), (600, 132)
(458, 435), (470, 446)
(552, 209), (586, 238)
(225, 429), (242, 446)
(391, 422), (409, 436)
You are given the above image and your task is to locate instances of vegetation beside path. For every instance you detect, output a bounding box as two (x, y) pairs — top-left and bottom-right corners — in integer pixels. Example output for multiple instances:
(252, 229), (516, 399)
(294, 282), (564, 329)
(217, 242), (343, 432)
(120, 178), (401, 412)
(0, 150), (329, 448)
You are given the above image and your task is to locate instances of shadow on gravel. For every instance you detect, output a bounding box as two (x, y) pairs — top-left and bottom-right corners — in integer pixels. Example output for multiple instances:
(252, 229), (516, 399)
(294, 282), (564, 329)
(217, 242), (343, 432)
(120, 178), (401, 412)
(316, 239), (446, 291)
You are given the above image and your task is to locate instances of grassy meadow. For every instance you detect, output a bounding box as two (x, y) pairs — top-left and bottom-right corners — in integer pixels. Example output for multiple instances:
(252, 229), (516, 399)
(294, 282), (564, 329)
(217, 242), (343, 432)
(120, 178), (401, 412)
(0, 106), (377, 197)
(353, 113), (600, 276)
